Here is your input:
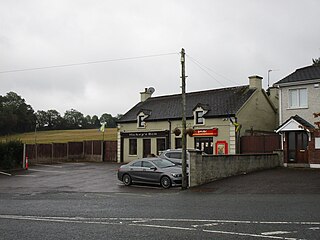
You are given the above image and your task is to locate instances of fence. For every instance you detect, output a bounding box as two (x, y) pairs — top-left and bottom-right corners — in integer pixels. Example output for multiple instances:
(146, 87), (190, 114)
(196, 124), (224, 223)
(26, 140), (117, 164)
(240, 134), (281, 154)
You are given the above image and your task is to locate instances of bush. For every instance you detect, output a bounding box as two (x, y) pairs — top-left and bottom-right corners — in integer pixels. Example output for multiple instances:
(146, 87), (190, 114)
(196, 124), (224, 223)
(0, 140), (23, 170)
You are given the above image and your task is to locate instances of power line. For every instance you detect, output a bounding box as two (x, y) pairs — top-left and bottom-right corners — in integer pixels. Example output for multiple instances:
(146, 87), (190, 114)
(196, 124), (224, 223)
(0, 52), (179, 74)
(186, 54), (239, 87)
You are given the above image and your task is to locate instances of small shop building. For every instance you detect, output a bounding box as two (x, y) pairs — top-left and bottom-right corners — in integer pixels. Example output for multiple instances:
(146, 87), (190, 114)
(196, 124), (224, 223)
(117, 75), (278, 163)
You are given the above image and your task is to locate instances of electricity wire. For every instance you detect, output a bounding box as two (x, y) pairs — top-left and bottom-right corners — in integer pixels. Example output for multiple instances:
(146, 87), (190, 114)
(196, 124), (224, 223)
(186, 54), (239, 87)
(0, 52), (179, 74)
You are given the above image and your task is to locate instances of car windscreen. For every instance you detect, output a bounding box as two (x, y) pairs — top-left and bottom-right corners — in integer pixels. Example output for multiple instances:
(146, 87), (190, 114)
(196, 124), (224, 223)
(151, 159), (175, 168)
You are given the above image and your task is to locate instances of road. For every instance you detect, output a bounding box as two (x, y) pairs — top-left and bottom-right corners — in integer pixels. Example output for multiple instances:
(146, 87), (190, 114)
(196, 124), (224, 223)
(0, 163), (319, 239)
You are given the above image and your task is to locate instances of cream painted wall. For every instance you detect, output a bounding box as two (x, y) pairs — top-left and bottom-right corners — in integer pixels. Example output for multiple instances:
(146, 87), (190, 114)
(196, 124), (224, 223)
(237, 89), (277, 134)
(118, 118), (233, 163)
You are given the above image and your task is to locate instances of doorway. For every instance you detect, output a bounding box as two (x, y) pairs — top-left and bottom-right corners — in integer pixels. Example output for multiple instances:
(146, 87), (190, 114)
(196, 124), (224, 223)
(194, 137), (213, 154)
(287, 131), (308, 163)
(143, 139), (151, 158)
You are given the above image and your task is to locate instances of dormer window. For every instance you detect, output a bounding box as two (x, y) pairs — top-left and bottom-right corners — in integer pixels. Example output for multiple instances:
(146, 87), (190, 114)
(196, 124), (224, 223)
(193, 104), (209, 126)
(137, 110), (151, 128)
(138, 115), (146, 128)
(196, 111), (204, 125)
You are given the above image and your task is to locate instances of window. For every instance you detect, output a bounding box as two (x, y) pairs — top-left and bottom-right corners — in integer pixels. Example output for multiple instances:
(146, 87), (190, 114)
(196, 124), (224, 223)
(167, 152), (182, 159)
(129, 139), (137, 155)
(131, 161), (141, 167)
(157, 138), (166, 155)
(195, 111), (204, 124)
(138, 115), (146, 128)
(142, 161), (153, 168)
(289, 88), (307, 108)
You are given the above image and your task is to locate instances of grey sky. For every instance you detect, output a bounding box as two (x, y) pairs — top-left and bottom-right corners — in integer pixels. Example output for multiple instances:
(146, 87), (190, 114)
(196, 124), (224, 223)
(1, 0), (319, 117)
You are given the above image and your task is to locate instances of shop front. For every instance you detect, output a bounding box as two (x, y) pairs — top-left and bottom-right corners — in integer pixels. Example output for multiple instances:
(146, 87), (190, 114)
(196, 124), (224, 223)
(120, 130), (170, 162)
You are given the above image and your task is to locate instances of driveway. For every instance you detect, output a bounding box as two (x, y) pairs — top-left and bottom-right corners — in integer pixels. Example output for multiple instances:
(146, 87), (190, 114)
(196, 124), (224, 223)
(0, 163), (319, 194)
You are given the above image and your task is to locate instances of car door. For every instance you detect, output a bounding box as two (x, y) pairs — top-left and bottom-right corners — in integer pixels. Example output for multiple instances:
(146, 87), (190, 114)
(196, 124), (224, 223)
(140, 160), (161, 183)
(128, 161), (143, 181)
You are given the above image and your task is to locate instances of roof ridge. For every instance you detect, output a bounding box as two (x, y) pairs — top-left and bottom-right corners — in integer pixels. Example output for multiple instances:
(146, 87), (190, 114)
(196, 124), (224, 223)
(146, 85), (249, 101)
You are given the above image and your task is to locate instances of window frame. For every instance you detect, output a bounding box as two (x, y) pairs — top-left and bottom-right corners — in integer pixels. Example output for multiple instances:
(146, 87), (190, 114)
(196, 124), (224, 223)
(288, 88), (308, 109)
(129, 138), (137, 156)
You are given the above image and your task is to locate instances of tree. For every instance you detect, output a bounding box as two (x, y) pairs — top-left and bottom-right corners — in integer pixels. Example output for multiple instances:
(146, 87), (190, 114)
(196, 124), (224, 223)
(91, 115), (101, 128)
(312, 57), (320, 66)
(0, 92), (35, 134)
(47, 110), (63, 130)
(100, 113), (117, 128)
(63, 109), (85, 129)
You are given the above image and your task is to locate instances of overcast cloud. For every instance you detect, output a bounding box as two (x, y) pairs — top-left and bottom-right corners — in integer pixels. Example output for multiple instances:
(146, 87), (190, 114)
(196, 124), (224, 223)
(1, 0), (319, 117)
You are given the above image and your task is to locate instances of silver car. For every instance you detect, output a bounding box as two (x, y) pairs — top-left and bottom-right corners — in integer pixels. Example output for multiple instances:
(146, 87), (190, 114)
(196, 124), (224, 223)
(117, 158), (182, 189)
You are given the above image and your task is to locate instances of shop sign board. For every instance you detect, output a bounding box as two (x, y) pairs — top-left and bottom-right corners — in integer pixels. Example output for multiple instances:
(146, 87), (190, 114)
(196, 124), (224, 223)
(193, 128), (218, 136)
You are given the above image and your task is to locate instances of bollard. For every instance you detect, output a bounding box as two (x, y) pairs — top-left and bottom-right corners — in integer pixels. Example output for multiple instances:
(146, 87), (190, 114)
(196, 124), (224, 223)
(26, 156), (29, 170)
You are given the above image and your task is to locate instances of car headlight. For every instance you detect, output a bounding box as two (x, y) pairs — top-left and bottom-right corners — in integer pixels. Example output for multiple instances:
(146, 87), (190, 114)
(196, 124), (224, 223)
(171, 173), (182, 178)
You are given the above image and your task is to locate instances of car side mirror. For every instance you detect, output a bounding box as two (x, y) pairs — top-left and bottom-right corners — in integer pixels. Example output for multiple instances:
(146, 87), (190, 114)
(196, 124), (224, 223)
(150, 166), (157, 171)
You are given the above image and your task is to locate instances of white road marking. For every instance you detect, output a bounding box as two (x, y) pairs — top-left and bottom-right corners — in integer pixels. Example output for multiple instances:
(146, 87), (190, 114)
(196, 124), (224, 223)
(129, 223), (196, 231)
(261, 231), (294, 235)
(0, 214), (318, 240)
(203, 229), (299, 240)
(28, 169), (66, 173)
(309, 227), (320, 230)
(0, 171), (11, 176)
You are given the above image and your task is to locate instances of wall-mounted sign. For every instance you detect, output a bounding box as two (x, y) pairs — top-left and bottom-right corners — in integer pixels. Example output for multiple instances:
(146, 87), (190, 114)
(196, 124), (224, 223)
(193, 128), (218, 136)
(121, 130), (169, 138)
(215, 140), (228, 155)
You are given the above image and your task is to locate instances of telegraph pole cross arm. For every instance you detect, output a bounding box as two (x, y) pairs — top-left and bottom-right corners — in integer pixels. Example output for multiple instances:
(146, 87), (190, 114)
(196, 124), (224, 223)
(181, 48), (188, 190)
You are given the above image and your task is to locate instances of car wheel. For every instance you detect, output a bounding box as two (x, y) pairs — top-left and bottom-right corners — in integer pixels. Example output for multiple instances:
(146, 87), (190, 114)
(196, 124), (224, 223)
(160, 176), (171, 189)
(122, 174), (132, 186)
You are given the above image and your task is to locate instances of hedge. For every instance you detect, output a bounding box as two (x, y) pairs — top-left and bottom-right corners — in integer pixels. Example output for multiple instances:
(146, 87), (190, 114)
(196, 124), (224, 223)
(0, 140), (23, 170)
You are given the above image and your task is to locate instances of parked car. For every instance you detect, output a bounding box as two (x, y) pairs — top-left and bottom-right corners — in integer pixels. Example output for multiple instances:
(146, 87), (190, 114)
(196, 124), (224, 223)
(117, 158), (182, 189)
(159, 149), (204, 165)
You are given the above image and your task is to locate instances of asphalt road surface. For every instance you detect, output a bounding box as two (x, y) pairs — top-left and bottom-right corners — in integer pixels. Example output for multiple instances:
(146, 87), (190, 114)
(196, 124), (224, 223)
(0, 162), (319, 239)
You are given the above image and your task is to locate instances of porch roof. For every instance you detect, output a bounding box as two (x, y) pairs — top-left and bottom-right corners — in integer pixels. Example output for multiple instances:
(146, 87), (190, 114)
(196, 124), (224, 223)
(276, 115), (315, 133)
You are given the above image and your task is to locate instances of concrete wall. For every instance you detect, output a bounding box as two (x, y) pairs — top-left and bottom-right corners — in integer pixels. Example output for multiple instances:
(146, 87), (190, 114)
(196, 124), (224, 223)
(189, 150), (281, 187)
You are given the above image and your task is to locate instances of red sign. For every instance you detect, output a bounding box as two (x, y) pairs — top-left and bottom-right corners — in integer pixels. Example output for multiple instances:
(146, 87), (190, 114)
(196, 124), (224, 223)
(193, 128), (218, 136)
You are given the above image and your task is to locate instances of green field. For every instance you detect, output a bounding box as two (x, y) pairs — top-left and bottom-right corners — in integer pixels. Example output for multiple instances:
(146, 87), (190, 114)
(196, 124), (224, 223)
(0, 128), (117, 144)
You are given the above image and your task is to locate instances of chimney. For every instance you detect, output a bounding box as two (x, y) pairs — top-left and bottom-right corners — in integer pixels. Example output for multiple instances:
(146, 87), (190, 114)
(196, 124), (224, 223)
(140, 87), (154, 102)
(249, 75), (263, 90)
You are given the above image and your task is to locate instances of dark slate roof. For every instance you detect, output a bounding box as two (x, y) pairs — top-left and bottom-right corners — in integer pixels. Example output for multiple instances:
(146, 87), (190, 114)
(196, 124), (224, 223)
(118, 85), (256, 123)
(274, 65), (320, 86)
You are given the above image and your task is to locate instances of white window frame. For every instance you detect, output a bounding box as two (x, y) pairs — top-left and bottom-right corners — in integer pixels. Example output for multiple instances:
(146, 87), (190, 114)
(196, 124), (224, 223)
(288, 88), (308, 109)
(137, 113), (147, 128)
(194, 107), (206, 126)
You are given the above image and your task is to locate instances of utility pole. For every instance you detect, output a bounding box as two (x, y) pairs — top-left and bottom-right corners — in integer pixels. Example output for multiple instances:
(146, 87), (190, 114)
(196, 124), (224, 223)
(181, 48), (188, 190)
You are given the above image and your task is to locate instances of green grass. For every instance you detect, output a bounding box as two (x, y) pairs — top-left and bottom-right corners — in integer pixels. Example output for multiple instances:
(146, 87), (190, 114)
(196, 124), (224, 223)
(0, 128), (117, 144)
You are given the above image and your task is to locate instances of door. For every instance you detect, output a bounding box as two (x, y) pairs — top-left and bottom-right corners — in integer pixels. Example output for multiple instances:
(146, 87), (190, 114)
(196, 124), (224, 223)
(143, 139), (151, 158)
(287, 132), (308, 163)
(295, 132), (308, 163)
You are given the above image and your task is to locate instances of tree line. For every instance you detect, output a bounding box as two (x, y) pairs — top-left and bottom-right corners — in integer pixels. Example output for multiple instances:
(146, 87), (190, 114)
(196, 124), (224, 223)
(0, 91), (122, 135)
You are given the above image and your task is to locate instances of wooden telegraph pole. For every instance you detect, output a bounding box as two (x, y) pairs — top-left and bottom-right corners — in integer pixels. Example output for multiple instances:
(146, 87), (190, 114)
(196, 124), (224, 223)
(181, 48), (188, 189)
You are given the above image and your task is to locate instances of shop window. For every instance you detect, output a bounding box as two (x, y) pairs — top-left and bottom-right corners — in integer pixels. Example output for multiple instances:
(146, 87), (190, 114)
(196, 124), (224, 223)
(175, 138), (182, 149)
(289, 88), (307, 108)
(129, 139), (137, 155)
(157, 138), (166, 155)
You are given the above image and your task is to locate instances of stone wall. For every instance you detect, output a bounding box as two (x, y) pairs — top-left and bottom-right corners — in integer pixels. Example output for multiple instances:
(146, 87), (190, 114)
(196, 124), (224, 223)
(189, 150), (281, 187)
